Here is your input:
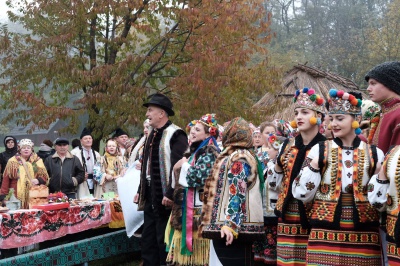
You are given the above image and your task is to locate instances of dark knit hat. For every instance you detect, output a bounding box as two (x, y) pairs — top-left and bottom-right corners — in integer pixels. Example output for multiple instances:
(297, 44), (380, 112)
(143, 93), (175, 116)
(42, 139), (53, 148)
(365, 61), (400, 95)
(113, 128), (129, 138)
(80, 127), (92, 139)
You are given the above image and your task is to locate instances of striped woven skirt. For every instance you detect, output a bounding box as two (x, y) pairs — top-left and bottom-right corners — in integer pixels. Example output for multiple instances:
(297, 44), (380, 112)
(306, 194), (382, 266)
(388, 241), (400, 265)
(277, 199), (309, 266)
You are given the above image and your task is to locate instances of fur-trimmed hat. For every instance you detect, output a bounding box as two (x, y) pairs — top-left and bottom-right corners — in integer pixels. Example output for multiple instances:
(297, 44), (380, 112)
(80, 127), (92, 139)
(365, 61), (400, 95)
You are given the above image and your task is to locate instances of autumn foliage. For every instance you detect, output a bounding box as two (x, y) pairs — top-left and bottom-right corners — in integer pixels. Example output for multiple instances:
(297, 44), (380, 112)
(0, 0), (277, 148)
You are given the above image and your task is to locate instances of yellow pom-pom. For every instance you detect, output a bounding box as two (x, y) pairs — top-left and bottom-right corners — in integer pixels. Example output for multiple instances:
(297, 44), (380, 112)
(309, 117), (317, 125)
(327, 124), (332, 130)
(290, 120), (297, 128)
(352, 121), (360, 129)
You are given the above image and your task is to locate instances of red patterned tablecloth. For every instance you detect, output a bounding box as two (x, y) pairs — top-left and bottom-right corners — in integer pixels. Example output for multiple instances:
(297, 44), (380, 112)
(0, 201), (111, 249)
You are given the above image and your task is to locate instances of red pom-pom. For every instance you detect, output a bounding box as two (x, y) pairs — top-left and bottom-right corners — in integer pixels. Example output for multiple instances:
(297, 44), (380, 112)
(316, 98), (324, 105)
(351, 99), (358, 106)
(336, 90), (344, 97)
(348, 94), (355, 101)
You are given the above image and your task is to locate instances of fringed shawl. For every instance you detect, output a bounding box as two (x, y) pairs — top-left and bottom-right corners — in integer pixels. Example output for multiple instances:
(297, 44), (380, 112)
(2, 153), (48, 209)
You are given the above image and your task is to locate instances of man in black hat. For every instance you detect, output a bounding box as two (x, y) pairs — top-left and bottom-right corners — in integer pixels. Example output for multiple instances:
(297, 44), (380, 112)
(113, 128), (130, 157)
(365, 61), (400, 154)
(71, 128), (101, 197)
(134, 93), (188, 266)
(45, 138), (85, 199)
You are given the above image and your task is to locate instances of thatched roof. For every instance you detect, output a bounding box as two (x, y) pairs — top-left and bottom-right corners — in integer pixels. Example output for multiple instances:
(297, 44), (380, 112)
(254, 64), (367, 121)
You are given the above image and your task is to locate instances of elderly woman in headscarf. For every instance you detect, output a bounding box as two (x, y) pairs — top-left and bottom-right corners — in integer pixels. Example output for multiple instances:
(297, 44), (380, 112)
(0, 139), (49, 209)
(200, 117), (264, 266)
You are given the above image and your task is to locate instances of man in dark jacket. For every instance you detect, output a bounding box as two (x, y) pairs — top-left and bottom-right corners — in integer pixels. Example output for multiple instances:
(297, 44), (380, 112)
(0, 136), (18, 186)
(134, 93), (188, 266)
(44, 138), (85, 199)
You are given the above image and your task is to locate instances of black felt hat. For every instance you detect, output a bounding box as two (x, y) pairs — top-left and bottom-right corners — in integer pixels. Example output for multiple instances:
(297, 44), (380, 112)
(143, 93), (175, 116)
(80, 127), (92, 139)
(113, 128), (129, 138)
(365, 61), (400, 95)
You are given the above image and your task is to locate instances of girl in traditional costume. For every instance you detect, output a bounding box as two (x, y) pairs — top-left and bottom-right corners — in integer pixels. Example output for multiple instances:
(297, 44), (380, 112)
(253, 133), (286, 264)
(256, 122), (276, 170)
(94, 138), (125, 198)
(0, 139), (49, 209)
(293, 89), (383, 265)
(368, 146), (400, 265)
(166, 114), (220, 266)
(200, 117), (264, 266)
(267, 87), (326, 265)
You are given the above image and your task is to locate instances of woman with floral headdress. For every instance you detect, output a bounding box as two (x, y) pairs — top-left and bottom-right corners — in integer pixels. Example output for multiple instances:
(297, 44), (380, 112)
(166, 114), (220, 266)
(252, 126), (264, 149)
(0, 139), (49, 209)
(293, 89), (383, 265)
(267, 87), (326, 265)
(200, 117), (264, 265)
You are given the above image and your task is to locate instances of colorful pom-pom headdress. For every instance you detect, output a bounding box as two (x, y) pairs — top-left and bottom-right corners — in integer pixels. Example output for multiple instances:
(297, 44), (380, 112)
(328, 89), (362, 115)
(293, 87), (325, 113)
(328, 88), (363, 135)
(198, 113), (218, 136)
(186, 120), (198, 134)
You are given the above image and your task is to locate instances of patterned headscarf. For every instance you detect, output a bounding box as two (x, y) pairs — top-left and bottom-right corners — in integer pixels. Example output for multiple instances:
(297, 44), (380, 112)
(222, 117), (253, 149)
(273, 119), (295, 138)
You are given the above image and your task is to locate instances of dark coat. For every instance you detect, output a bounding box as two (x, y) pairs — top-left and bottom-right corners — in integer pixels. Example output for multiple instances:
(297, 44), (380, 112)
(0, 136), (18, 175)
(44, 151), (85, 194)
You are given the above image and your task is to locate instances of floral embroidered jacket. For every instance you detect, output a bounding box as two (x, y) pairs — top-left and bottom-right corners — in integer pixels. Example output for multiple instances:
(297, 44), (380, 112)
(200, 149), (264, 240)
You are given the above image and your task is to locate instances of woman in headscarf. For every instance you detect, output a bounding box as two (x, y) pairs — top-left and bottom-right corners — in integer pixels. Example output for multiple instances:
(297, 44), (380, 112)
(293, 89), (383, 265)
(0, 136), (18, 184)
(0, 139), (49, 209)
(166, 114), (220, 266)
(200, 117), (264, 265)
(267, 87), (326, 265)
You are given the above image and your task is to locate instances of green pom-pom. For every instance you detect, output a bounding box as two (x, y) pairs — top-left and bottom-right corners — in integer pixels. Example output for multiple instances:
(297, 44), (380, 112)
(309, 94), (317, 102)
(357, 99), (362, 107)
(293, 97), (297, 103)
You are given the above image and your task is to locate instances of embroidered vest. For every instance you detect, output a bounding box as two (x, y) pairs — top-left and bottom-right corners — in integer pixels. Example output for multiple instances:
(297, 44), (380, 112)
(310, 140), (379, 229)
(382, 146), (400, 244)
(159, 124), (181, 196)
(200, 149), (264, 240)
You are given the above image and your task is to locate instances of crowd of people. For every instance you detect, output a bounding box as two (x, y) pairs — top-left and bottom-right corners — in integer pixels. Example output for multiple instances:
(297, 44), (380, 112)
(0, 61), (400, 266)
